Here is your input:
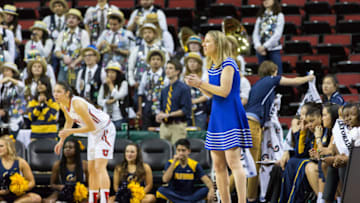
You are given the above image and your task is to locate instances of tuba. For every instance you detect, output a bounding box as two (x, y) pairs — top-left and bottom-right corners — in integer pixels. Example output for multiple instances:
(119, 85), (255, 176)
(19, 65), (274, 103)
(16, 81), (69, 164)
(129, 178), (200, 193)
(222, 17), (250, 56)
(178, 26), (195, 53)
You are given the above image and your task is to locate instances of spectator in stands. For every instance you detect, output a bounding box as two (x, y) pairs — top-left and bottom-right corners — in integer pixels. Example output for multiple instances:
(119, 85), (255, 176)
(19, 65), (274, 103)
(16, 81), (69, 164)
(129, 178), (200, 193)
(84, 0), (118, 45)
(144, 13), (174, 55)
(97, 9), (134, 70)
(25, 21), (53, 60)
(43, 137), (88, 203)
(43, 0), (68, 41)
(0, 63), (25, 136)
(137, 49), (169, 130)
(111, 143), (156, 203)
(227, 35), (251, 105)
(76, 45), (105, 105)
(2, 4), (22, 58)
(24, 56), (53, 101)
(245, 61), (314, 202)
(98, 62), (129, 131)
(180, 35), (205, 72)
(22, 50), (56, 87)
(127, 0), (168, 33)
(0, 135), (42, 203)
(156, 59), (191, 144)
(279, 104), (322, 203)
(54, 8), (90, 87)
(128, 23), (168, 88)
(27, 76), (59, 140)
(182, 52), (208, 130)
(252, 0), (284, 75)
(157, 138), (214, 202)
(0, 8), (15, 62)
(322, 74), (345, 105)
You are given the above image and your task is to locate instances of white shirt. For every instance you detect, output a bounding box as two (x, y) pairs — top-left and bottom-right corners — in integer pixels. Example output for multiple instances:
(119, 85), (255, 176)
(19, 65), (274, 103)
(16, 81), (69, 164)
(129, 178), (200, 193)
(96, 28), (135, 52)
(127, 5), (168, 31)
(97, 81), (128, 121)
(138, 68), (169, 96)
(76, 64), (106, 95)
(54, 27), (90, 54)
(66, 96), (110, 130)
(84, 4), (118, 26)
(240, 76), (251, 100)
(127, 40), (169, 86)
(25, 39), (54, 59)
(43, 14), (66, 39)
(0, 27), (15, 62)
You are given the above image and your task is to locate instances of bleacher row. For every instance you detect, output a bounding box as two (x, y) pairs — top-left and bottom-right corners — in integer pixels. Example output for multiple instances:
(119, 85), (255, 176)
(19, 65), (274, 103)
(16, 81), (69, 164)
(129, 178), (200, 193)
(16, 131), (209, 186)
(8, 0), (360, 128)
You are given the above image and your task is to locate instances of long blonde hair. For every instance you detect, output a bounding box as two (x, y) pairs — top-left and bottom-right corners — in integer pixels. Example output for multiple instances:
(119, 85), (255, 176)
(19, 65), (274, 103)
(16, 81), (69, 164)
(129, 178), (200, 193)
(205, 30), (232, 69)
(0, 136), (18, 161)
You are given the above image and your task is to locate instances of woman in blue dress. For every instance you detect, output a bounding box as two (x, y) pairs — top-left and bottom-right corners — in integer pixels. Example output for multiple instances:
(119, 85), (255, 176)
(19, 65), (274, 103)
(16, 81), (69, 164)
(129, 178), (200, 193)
(186, 30), (252, 203)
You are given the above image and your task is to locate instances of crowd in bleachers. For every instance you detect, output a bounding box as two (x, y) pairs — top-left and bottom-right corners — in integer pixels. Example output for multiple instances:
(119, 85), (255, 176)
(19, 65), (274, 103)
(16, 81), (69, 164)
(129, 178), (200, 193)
(0, 0), (358, 202)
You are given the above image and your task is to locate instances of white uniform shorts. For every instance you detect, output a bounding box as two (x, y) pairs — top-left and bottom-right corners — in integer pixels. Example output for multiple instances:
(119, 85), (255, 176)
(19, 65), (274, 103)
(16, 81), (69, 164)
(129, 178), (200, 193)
(87, 121), (116, 160)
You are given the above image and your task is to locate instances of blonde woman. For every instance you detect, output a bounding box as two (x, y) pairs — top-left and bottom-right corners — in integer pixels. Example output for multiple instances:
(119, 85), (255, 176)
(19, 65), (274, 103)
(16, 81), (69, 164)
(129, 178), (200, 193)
(0, 136), (41, 202)
(186, 30), (251, 203)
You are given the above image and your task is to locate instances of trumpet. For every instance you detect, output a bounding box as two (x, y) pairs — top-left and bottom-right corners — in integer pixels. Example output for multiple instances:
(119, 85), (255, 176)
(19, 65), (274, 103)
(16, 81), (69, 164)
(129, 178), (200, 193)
(178, 26), (195, 52)
(222, 17), (251, 56)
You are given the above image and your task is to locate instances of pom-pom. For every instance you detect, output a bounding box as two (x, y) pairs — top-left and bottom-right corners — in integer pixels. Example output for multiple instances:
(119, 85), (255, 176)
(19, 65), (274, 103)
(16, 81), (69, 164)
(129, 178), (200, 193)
(9, 173), (28, 196)
(73, 182), (88, 202)
(128, 180), (145, 203)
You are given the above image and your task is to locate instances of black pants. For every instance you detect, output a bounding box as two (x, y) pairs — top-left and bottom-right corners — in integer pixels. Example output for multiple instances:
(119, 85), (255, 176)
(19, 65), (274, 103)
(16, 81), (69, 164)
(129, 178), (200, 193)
(323, 165), (346, 201)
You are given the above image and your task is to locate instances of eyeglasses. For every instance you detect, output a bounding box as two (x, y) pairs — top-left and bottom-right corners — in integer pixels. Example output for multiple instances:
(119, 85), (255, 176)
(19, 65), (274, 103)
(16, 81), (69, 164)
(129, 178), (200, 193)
(84, 54), (96, 57)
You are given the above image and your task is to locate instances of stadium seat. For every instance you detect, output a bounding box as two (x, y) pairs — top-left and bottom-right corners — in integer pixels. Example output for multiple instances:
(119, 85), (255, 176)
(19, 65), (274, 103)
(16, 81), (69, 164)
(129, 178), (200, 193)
(77, 0), (97, 7)
(239, 5), (260, 17)
(316, 34), (351, 56)
(337, 20), (360, 34)
(39, 6), (51, 19)
(282, 55), (298, 73)
(167, 17), (179, 32)
(15, 140), (26, 159)
(140, 138), (173, 185)
(336, 60), (360, 73)
(109, 0), (135, 8)
(27, 139), (59, 185)
(246, 75), (260, 85)
(188, 138), (211, 171)
(336, 73), (360, 94)
(304, 1), (331, 14)
(281, 0), (303, 15)
(333, 2), (360, 15)
(247, 0), (263, 5)
(244, 56), (259, 75)
(309, 15), (336, 31)
(208, 3), (238, 18)
(168, 0), (195, 9)
(302, 16), (333, 34)
(342, 94), (360, 102)
(19, 20), (35, 30)
(279, 116), (293, 129)
(208, 17), (223, 25)
(14, 1), (40, 9)
(285, 35), (318, 54)
(217, 0), (242, 7)
(153, 0), (165, 8)
(129, 131), (159, 143)
(199, 23), (221, 35)
(284, 15), (302, 35)
(282, 0), (306, 7)
(344, 14), (360, 21)
(299, 54), (330, 72)
(18, 8), (37, 20)
(107, 139), (133, 172)
(187, 130), (207, 140)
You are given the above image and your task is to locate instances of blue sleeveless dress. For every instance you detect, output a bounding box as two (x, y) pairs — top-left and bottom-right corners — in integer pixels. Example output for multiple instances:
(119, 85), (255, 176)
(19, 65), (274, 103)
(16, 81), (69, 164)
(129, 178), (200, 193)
(205, 58), (252, 150)
(0, 159), (21, 202)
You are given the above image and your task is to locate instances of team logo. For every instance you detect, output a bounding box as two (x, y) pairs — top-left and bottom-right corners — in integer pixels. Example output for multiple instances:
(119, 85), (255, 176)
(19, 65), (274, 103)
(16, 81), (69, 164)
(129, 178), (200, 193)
(103, 149), (109, 156)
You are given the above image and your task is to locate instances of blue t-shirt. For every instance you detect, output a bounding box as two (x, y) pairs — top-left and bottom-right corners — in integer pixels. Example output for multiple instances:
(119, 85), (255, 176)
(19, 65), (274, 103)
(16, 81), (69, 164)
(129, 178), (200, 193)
(164, 158), (205, 195)
(245, 75), (281, 126)
(323, 91), (345, 106)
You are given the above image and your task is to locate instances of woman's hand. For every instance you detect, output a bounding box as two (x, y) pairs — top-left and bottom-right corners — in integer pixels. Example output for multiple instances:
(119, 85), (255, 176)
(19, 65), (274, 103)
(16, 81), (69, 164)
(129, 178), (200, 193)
(185, 74), (202, 88)
(314, 126), (323, 138)
(0, 189), (9, 195)
(54, 140), (64, 155)
(59, 129), (72, 140)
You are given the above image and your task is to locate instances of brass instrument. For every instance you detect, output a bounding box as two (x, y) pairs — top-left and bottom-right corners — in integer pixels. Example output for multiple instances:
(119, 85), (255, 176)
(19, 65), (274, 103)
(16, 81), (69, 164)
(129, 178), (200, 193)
(100, 41), (111, 54)
(222, 17), (250, 56)
(178, 26), (195, 52)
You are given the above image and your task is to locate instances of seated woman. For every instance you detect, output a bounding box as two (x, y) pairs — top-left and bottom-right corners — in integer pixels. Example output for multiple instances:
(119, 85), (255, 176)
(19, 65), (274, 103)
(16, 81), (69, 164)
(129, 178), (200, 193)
(0, 135), (41, 202)
(279, 103), (322, 203)
(322, 103), (360, 203)
(110, 143), (156, 203)
(27, 76), (59, 139)
(43, 137), (88, 203)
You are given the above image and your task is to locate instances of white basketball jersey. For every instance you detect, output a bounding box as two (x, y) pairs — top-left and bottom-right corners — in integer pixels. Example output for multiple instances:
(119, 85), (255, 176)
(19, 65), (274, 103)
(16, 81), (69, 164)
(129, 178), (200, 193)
(66, 96), (110, 130)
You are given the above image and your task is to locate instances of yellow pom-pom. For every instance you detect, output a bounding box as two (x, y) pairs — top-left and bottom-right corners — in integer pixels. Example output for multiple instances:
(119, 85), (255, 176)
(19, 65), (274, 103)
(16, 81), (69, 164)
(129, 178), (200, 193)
(128, 180), (145, 203)
(9, 173), (29, 196)
(73, 182), (88, 203)
(77, 140), (85, 151)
